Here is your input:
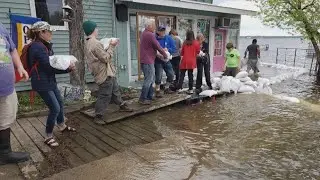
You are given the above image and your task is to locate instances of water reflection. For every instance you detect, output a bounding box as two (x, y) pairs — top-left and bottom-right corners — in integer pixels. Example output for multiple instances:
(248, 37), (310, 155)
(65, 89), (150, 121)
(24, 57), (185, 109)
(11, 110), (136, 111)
(129, 93), (320, 179)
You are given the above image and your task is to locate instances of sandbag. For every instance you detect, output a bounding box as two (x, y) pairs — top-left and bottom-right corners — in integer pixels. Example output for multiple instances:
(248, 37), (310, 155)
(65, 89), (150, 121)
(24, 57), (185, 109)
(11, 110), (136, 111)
(220, 76), (233, 93)
(238, 85), (256, 93)
(157, 51), (172, 61)
(235, 71), (249, 79)
(49, 55), (78, 70)
(230, 78), (241, 94)
(100, 38), (120, 50)
(240, 58), (248, 68)
(199, 90), (218, 97)
(257, 77), (270, 86)
(239, 77), (251, 82)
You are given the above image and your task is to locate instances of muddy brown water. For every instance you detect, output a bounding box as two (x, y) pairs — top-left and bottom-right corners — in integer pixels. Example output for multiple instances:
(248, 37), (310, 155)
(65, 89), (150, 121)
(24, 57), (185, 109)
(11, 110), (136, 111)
(42, 66), (320, 179)
(118, 71), (320, 179)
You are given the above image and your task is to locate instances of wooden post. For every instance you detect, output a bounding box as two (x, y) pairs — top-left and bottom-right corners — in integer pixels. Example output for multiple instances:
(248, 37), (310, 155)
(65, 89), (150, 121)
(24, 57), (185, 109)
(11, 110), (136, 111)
(293, 48), (297, 67)
(276, 48), (279, 64)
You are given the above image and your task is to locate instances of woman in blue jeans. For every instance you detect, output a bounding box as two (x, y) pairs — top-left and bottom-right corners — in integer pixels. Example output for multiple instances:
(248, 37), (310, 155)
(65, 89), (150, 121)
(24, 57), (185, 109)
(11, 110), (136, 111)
(27, 21), (76, 147)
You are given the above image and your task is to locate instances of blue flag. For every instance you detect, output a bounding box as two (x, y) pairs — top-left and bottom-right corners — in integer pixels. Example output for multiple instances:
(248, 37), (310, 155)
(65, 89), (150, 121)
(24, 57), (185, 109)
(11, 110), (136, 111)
(10, 14), (40, 54)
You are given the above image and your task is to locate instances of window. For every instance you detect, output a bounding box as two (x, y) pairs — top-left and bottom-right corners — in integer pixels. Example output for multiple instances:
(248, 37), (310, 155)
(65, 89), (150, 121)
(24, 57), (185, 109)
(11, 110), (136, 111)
(178, 18), (193, 41)
(214, 33), (223, 56)
(30, 0), (67, 30)
(197, 19), (210, 43)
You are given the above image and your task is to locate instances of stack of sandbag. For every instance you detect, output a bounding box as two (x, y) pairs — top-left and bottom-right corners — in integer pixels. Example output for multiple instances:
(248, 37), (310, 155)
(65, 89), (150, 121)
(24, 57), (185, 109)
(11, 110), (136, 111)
(235, 71), (256, 93)
(49, 55), (78, 70)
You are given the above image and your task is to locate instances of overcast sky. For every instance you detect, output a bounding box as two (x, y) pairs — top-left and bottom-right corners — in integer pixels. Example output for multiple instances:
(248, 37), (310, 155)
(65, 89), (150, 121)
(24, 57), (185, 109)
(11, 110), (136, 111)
(213, 0), (293, 36)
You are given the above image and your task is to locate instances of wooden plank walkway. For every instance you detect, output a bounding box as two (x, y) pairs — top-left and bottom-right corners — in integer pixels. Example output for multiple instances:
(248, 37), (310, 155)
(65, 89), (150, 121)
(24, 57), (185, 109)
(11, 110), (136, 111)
(8, 112), (163, 179)
(81, 93), (191, 123)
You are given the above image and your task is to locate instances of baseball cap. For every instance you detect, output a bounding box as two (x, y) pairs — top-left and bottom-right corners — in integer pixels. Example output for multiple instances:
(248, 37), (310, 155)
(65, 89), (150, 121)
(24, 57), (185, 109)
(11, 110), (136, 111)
(158, 25), (166, 31)
(31, 21), (56, 32)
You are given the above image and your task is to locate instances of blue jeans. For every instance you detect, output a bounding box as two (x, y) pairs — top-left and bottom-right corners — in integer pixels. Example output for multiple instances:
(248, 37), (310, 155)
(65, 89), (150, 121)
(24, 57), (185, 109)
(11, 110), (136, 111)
(154, 58), (174, 85)
(37, 86), (64, 135)
(140, 63), (155, 101)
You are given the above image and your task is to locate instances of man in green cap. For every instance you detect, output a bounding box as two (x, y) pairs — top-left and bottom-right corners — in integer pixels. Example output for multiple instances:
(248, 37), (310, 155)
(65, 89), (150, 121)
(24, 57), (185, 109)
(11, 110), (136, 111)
(83, 20), (133, 125)
(224, 42), (240, 77)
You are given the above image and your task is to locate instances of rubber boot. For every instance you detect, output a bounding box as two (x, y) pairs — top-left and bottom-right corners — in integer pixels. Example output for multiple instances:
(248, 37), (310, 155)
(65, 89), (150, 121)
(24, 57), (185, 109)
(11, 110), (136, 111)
(0, 128), (30, 165)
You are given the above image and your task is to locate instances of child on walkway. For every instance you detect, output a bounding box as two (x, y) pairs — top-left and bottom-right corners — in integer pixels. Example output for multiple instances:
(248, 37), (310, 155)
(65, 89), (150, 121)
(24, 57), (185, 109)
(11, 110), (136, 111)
(224, 42), (240, 77)
(83, 20), (133, 125)
(177, 31), (200, 94)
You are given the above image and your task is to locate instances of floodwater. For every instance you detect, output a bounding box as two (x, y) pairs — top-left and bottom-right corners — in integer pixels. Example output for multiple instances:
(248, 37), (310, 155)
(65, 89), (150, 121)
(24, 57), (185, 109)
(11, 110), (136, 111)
(124, 66), (320, 179)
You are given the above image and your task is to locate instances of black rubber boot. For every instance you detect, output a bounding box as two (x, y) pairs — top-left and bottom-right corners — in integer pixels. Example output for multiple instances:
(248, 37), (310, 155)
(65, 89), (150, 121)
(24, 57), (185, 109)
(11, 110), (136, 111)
(0, 128), (30, 165)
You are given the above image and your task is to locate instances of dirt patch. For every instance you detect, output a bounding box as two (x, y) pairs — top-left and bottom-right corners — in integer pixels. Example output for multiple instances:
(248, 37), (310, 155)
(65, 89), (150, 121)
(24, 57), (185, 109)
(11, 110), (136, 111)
(37, 116), (82, 179)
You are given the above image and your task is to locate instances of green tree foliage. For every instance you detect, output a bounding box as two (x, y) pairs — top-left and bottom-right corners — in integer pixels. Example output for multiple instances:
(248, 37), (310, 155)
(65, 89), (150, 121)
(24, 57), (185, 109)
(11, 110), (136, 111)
(253, 0), (320, 77)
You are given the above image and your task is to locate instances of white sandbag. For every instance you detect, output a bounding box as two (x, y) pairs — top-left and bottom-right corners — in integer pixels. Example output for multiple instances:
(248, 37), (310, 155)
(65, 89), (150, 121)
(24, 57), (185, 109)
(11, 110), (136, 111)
(235, 71), (248, 79)
(239, 77), (251, 82)
(220, 76), (233, 93)
(157, 51), (172, 61)
(49, 55), (78, 70)
(238, 85), (256, 93)
(230, 78), (241, 94)
(100, 38), (120, 50)
(244, 80), (258, 88)
(199, 90), (218, 97)
(199, 50), (206, 57)
(257, 77), (270, 86)
(241, 58), (248, 68)
(256, 85), (272, 95)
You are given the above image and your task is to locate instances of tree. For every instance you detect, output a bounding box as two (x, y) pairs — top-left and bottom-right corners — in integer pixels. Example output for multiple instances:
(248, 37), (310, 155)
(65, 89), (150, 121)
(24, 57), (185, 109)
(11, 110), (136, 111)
(252, 0), (320, 78)
(66, 0), (85, 86)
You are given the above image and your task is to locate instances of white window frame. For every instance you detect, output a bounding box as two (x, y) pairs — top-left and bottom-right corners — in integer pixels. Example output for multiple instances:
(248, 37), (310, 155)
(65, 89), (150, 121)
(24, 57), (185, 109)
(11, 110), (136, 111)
(29, 0), (68, 31)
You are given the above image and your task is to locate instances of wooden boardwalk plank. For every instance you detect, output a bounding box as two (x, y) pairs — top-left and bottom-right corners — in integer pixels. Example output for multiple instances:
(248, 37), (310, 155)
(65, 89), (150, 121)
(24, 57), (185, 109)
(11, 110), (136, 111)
(75, 115), (125, 151)
(106, 124), (147, 144)
(77, 127), (117, 155)
(11, 123), (44, 164)
(37, 117), (96, 163)
(17, 118), (52, 154)
(71, 133), (107, 158)
(120, 120), (163, 140)
(127, 118), (162, 136)
(112, 122), (155, 143)
(28, 117), (84, 168)
(10, 131), (39, 180)
(81, 94), (191, 123)
(77, 115), (135, 146)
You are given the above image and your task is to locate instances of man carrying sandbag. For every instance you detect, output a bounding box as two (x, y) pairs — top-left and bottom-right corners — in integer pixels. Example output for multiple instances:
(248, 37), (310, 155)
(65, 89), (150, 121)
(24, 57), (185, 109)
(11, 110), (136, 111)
(83, 21), (133, 125)
(244, 39), (260, 75)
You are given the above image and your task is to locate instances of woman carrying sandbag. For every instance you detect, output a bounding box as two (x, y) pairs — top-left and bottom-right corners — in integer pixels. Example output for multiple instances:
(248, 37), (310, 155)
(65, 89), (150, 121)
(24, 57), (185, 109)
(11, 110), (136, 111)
(176, 30), (200, 94)
(26, 21), (76, 147)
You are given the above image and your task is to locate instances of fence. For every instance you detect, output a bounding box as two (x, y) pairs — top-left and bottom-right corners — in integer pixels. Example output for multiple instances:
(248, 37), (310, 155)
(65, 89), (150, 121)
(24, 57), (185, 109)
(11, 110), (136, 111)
(275, 48), (319, 75)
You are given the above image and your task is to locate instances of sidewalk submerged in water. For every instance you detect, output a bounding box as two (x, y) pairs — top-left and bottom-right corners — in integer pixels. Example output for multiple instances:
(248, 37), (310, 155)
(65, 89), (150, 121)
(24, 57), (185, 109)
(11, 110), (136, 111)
(45, 137), (188, 180)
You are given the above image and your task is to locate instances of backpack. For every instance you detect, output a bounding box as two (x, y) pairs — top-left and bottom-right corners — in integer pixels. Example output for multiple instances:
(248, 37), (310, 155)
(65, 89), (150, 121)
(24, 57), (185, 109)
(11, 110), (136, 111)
(14, 42), (48, 105)
(15, 42), (48, 83)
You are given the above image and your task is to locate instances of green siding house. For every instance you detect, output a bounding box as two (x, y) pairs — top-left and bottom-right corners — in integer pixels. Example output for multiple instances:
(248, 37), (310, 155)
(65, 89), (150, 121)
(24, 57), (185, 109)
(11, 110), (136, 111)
(0, 0), (254, 91)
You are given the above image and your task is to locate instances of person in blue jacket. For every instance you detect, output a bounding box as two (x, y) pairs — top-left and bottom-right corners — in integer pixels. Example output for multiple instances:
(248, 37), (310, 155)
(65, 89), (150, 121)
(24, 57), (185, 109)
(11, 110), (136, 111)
(154, 26), (176, 97)
(27, 21), (76, 147)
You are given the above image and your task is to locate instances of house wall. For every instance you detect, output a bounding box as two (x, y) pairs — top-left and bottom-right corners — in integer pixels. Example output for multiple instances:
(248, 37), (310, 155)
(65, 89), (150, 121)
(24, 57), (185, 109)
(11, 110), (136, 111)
(0, 0), (114, 91)
(115, 2), (241, 86)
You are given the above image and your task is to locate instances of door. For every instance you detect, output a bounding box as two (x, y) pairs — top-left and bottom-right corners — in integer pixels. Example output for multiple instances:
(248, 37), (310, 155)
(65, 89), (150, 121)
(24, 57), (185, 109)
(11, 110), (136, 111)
(213, 29), (227, 72)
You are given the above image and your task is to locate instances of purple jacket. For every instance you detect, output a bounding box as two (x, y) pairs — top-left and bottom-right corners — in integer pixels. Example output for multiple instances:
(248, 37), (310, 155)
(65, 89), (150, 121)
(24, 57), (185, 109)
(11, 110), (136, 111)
(140, 30), (167, 64)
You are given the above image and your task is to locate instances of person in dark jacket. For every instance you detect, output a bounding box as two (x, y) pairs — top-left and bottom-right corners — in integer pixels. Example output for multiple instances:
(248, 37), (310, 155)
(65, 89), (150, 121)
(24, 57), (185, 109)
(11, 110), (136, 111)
(27, 21), (76, 147)
(154, 26), (176, 97)
(195, 34), (212, 92)
(244, 39), (260, 75)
